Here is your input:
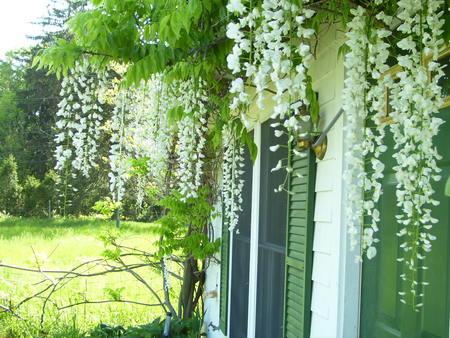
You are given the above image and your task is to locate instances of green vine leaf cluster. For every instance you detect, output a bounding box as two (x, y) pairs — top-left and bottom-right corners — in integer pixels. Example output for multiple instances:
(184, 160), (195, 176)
(35, 0), (231, 87)
(104, 286), (125, 301)
(92, 197), (121, 219)
(153, 187), (220, 260)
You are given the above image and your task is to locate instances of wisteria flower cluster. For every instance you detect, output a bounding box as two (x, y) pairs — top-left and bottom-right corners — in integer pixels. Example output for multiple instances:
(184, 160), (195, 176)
(226, 0), (316, 176)
(388, 0), (445, 308)
(142, 75), (176, 180)
(108, 76), (177, 203)
(55, 60), (108, 177)
(175, 79), (209, 200)
(343, 0), (446, 306)
(109, 90), (133, 203)
(222, 125), (245, 232)
(343, 5), (392, 260)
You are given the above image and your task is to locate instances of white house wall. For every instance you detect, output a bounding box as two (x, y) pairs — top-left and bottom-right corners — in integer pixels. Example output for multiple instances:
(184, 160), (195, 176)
(203, 25), (350, 338)
(308, 27), (346, 338)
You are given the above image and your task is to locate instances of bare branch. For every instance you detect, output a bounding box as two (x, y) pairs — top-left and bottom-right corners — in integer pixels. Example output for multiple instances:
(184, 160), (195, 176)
(0, 304), (24, 320)
(58, 299), (161, 310)
(116, 257), (167, 312)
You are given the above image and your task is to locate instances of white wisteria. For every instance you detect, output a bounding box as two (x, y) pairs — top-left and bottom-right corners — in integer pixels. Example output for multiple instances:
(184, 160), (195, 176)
(109, 90), (131, 203)
(55, 60), (108, 177)
(108, 76), (177, 203)
(342, 7), (373, 257)
(222, 126), (245, 232)
(175, 79), (209, 200)
(50, 0), (448, 307)
(343, 5), (393, 260)
(343, 0), (446, 305)
(226, 0), (316, 179)
(388, 0), (445, 308)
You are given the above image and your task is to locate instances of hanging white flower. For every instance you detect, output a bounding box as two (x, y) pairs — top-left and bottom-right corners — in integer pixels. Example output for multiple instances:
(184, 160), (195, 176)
(343, 6), (392, 259)
(388, 0), (445, 307)
(226, 0), (316, 180)
(175, 79), (209, 200)
(108, 74), (178, 204)
(222, 125), (245, 232)
(55, 59), (108, 178)
(226, 0), (246, 15)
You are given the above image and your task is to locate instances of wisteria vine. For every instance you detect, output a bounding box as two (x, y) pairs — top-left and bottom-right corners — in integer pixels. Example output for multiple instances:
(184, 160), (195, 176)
(226, 0), (317, 179)
(343, 0), (446, 307)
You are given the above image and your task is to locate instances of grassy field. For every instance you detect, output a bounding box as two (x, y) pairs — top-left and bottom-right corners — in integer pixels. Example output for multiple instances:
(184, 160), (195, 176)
(0, 216), (178, 337)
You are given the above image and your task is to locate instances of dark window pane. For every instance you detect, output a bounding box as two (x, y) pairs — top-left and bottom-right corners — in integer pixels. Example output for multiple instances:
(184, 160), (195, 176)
(259, 119), (288, 246)
(229, 134), (253, 338)
(256, 120), (288, 338)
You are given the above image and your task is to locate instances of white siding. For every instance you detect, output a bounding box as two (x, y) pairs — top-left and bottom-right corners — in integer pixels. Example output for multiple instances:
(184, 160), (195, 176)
(308, 26), (347, 338)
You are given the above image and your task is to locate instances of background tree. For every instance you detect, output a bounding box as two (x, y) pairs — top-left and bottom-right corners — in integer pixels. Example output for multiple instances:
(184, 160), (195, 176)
(0, 155), (22, 214)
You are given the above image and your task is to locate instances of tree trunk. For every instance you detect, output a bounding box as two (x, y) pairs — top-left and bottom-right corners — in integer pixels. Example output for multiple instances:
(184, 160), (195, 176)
(178, 257), (198, 320)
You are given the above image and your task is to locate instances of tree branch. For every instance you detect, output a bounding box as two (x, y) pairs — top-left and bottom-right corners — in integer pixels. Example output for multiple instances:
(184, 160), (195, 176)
(0, 304), (24, 320)
(58, 299), (161, 310)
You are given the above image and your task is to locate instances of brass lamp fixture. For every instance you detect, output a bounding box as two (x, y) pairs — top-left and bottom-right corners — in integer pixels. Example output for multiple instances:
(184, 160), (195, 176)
(295, 108), (343, 161)
(296, 135), (328, 160)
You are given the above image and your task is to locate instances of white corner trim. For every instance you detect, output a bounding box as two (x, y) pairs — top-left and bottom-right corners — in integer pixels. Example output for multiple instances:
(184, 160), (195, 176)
(226, 231), (234, 336)
(246, 122), (261, 338)
(337, 91), (363, 338)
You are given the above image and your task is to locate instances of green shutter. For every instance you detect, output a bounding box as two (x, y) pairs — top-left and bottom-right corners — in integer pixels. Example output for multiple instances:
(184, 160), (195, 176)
(283, 148), (316, 338)
(219, 213), (230, 334)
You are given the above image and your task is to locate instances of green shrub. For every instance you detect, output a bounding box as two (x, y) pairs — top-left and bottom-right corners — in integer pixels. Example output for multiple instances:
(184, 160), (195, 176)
(93, 197), (121, 219)
(89, 315), (203, 338)
(22, 175), (43, 216)
(22, 170), (58, 217)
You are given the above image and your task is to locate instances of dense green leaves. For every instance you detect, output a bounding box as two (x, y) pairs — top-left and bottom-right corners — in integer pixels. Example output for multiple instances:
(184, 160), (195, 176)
(34, 39), (83, 79)
(89, 314), (202, 337)
(35, 0), (230, 87)
(153, 187), (220, 260)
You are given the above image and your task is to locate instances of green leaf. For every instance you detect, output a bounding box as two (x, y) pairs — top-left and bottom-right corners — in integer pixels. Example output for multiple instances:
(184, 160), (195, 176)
(337, 43), (350, 59)
(188, 0), (203, 24)
(171, 11), (184, 39)
(159, 15), (173, 42)
(180, 8), (192, 33)
(203, 0), (212, 12)
(245, 132), (258, 163)
(445, 176), (450, 197)
(91, 0), (104, 6)
(167, 106), (184, 123)
(306, 77), (319, 126)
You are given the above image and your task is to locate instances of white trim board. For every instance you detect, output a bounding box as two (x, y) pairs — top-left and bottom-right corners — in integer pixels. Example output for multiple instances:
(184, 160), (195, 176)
(246, 122), (261, 338)
(226, 231), (234, 336)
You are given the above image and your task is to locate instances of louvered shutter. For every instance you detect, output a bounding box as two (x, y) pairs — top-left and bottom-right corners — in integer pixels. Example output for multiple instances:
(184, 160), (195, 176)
(219, 213), (230, 334)
(283, 148), (316, 338)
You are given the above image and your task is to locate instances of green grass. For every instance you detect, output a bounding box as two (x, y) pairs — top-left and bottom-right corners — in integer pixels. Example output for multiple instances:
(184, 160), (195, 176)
(0, 216), (178, 337)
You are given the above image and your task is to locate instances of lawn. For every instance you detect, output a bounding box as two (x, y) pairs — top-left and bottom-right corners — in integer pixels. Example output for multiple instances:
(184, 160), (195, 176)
(0, 216), (178, 337)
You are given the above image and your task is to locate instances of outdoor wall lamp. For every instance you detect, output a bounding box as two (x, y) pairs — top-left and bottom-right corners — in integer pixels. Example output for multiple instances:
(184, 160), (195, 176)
(296, 108), (343, 160)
